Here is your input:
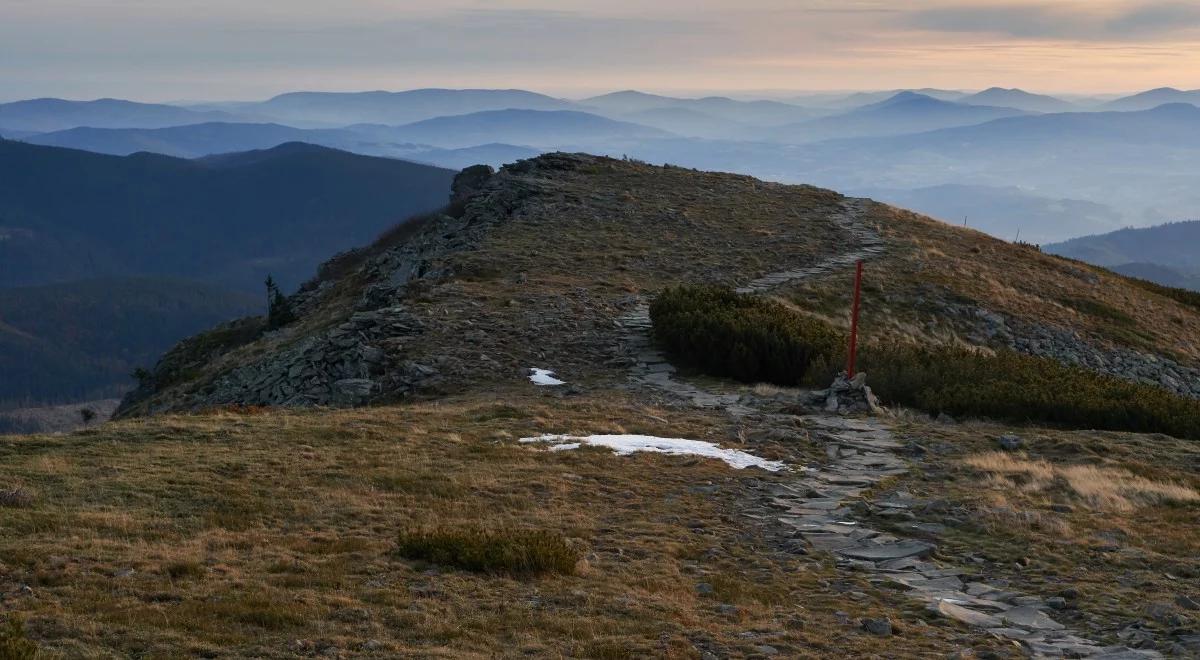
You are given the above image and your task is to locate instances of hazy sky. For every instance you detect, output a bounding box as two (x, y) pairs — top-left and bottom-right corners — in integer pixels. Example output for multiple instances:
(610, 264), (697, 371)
(2, 0), (1199, 101)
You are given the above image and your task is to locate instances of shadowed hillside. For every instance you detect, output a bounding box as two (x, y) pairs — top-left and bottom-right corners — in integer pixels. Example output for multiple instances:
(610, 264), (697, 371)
(0, 278), (259, 406)
(0, 139), (455, 291)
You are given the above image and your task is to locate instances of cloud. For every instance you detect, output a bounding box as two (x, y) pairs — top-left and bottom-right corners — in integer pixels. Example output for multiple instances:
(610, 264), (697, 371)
(905, 2), (1200, 40)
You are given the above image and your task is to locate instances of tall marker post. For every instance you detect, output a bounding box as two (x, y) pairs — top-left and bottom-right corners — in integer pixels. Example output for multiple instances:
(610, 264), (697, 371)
(846, 260), (864, 378)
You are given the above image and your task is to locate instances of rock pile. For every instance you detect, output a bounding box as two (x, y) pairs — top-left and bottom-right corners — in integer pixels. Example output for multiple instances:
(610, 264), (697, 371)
(814, 371), (885, 415)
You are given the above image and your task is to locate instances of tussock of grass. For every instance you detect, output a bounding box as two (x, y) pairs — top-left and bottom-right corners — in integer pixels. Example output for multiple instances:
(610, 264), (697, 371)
(965, 451), (1199, 512)
(0, 619), (37, 660)
(163, 560), (206, 580)
(975, 503), (1071, 536)
(396, 526), (582, 576)
(0, 489), (33, 509)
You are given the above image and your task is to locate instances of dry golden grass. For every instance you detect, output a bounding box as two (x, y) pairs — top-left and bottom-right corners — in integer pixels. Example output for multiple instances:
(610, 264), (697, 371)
(965, 451), (1199, 512)
(0, 388), (985, 658)
(785, 201), (1200, 369)
(878, 419), (1200, 641)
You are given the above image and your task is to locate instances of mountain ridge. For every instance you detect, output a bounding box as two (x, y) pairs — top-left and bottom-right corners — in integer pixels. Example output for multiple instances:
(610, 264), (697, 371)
(118, 153), (1200, 418)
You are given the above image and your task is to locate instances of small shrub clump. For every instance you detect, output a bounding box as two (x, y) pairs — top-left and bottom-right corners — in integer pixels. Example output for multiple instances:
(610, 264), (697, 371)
(0, 489), (34, 509)
(649, 285), (843, 386)
(396, 527), (581, 576)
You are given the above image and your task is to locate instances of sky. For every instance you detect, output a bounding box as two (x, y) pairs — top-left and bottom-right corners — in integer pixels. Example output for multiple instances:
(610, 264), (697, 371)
(2, 0), (1199, 102)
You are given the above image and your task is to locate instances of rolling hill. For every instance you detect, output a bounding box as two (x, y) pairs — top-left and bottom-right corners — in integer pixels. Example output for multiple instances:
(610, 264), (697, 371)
(852, 184), (1124, 244)
(0, 97), (244, 132)
(787, 88), (968, 108)
(247, 88), (575, 125)
(356, 109), (672, 149)
(581, 90), (815, 126)
(1045, 220), (1200, 272)
(1103, 87), (1200, 111)
(772, 92), (1028, 142)
(0, 139), (455, 291)
(21, 122), (362, 158)
(959, 87), (1075, 113)
(19, 121), (541, 169)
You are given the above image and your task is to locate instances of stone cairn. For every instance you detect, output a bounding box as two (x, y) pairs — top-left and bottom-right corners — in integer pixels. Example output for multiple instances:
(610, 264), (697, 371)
(815, 371), (884, 415)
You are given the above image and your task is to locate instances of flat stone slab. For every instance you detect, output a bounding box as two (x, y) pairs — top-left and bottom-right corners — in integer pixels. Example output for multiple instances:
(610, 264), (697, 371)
(1002, 606), (1066, 631)
(937, 600), (1004, 628)
(803, 533), (860, 552)
(836, 539), (935, 561)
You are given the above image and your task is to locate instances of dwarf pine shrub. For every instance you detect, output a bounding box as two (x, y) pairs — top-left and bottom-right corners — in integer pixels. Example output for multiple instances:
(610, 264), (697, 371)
(862, 343), (1200, 440)
(396, 527), (580, 576)
(649, 285), (843, 386)
(650, 285), (1200, 439)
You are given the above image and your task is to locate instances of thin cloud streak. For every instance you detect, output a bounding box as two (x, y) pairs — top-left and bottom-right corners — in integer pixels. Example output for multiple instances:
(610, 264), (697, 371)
(0, 1), (1199, 100)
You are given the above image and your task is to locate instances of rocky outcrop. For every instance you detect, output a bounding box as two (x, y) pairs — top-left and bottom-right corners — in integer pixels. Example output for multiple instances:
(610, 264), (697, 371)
(965, 306), (1200, 399)
(183, 306), (437, 408)
(118, 155), (583, 415)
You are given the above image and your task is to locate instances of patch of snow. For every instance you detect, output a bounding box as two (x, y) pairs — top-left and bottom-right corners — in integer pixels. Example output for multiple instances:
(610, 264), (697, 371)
(528, 368), (565, 386)
(520, 434), (786, 471)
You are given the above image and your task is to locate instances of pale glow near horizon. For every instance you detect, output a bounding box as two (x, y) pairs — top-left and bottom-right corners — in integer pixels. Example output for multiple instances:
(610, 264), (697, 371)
(1, 0), (1198, 102)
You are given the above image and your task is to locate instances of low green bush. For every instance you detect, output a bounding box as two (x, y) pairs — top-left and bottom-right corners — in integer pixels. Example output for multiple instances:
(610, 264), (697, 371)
(396, 527), (580, 576)
(862, 344), (1200, 440)
(650, 285), (1200, 439)
(649, 285), (843, 386)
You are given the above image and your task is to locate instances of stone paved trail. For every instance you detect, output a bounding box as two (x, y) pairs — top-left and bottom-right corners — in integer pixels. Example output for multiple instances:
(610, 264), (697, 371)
(615, 198), (1161, 659)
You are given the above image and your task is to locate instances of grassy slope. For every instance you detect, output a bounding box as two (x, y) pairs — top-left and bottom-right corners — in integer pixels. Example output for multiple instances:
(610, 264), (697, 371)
(790, 204), (1200, 363)
(0, 388), (992, 658)
(870, 416), (1200, 643)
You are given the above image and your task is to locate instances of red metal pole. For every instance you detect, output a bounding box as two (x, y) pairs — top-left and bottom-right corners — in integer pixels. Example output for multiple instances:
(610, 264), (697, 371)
(846, 260), (864, 378)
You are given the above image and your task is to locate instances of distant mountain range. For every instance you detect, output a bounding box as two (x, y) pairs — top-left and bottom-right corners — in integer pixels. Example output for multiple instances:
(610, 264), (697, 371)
(0, 138), (455, 291)
(772, 92), (1029, 142)
(19, 121), (542, 168)
(787, 89), (968, 108)
(580, 90), (816, 126)
(0, 97), (245, 132)
(351, 109), (671, 149)
(1102, 87), (1200, 112)
(235, 88), (576, 126)
(1045, 221), (1200, 292)
(6, 85), (1200, 261)
(959, 87), (1077, 113)
(1045, 221), (1200, 268)
(853, 184), (1124, 244)
(22, 122), (362, 159)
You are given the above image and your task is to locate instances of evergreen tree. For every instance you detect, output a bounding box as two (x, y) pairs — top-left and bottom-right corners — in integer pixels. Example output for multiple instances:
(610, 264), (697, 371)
(265, 275), (297, 330)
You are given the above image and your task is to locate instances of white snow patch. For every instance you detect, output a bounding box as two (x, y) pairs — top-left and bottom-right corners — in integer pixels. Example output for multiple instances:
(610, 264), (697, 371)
(528, 368), (565, 386)
(520, 434), (786, 471)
